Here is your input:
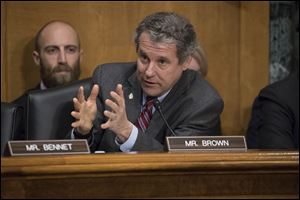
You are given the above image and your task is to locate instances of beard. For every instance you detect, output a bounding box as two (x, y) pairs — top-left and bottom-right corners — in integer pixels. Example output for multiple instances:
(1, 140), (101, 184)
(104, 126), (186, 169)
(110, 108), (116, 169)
(40, 60), (81, 88)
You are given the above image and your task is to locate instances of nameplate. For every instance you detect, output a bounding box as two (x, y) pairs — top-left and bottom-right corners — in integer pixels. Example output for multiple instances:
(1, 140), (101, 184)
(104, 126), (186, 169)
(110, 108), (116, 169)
(166, 136), (247, 151)
(8, 139), (90, 156)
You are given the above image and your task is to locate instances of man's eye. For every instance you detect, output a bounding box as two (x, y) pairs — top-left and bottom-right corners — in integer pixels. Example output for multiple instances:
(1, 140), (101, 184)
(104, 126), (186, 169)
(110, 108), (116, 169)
(158, 59), (166, 65)
(140, 55), (149, 63)
(141, 55), (146, 60)
(46, 48), (58, 54)
(158, 59), (169, 67)
(66, 47), (78, 53)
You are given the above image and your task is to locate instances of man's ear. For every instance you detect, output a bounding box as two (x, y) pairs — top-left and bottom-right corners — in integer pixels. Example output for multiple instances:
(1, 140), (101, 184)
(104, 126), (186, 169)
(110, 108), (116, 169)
(32, 51), (40, 66)
(182, 55), (192, 71)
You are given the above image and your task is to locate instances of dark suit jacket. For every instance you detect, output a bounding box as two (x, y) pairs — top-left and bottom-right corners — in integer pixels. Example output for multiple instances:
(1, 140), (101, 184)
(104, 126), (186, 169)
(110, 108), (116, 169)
(246, 73), (299, 149)
(81, 62), (224, 152)
(11, 85), (40, 140)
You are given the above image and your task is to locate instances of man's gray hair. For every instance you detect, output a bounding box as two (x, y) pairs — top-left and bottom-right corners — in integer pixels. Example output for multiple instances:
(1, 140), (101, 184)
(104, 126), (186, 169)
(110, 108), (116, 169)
(134, 12), (197, 64)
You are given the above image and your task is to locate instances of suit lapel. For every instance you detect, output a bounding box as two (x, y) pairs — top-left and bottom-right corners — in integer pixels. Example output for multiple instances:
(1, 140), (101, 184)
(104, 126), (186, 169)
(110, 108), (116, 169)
(146, 111), (164, 137)
(146, 70), (196, 138)
(124, 71), (142, 123)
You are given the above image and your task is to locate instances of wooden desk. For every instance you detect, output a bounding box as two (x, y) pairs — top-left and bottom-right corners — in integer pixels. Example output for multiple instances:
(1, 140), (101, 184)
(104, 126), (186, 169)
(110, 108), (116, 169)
(1, 151), (299, 198)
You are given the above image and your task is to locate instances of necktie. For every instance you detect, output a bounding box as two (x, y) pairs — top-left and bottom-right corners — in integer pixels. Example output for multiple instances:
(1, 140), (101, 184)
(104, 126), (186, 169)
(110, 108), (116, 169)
(136, 97), (155, 132)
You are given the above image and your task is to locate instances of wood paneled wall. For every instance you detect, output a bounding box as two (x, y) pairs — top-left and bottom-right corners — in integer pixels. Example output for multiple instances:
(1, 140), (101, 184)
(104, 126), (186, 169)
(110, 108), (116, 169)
(1, 1), (269, 135)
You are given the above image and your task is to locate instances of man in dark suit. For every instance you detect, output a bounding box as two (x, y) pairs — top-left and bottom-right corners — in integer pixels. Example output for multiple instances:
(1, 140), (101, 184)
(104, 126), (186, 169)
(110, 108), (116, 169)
(12, 20), (82, 139)
(71, 12), (224, 152)
(246, 72), (299, 149)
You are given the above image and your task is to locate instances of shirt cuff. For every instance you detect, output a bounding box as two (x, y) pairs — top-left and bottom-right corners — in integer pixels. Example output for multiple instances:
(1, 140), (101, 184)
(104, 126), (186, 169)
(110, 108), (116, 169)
(71, 128), (76, 139)
(115, 125), (138, 152)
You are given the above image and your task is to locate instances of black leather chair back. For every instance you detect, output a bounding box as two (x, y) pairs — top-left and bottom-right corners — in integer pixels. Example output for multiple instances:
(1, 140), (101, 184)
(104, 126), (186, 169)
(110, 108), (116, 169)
(1, 102), (23, 156)
(26, 78), (92, 140)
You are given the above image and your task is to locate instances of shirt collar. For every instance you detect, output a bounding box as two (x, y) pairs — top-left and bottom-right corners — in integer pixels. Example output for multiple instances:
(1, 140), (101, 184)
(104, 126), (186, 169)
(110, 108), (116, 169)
(40, 81), (47, 90)
(142, 89), (171, 106)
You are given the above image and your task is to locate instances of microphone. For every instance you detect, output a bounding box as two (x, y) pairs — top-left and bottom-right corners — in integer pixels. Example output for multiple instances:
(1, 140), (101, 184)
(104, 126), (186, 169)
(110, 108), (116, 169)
(153, 99), (176, 136)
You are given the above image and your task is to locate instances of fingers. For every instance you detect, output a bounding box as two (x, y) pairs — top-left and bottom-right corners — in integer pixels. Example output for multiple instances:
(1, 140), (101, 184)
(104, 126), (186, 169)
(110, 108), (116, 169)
(77, 86), (85, 103)
(101, 111), (112, 129)
(103, 110), (115, 120)
(105, 99), (118, 112)
(101, 110), (116, 129)
(71, 120), (81, 128)
(87, 84), (99, 102)
(70, 111), (81, 128)
(71, 111), (80, 120)
(101, 121), (109, 129)
(73, 98), (81, 111)
(77, 84), (99, 103)
(109, 84), (124, 106)
(116, 84), (124, 98)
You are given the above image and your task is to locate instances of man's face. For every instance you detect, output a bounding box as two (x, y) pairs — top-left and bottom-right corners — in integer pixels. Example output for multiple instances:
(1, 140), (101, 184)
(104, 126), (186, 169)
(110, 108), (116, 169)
(33, 23), (82, 88)
(137, 32), (187, 97)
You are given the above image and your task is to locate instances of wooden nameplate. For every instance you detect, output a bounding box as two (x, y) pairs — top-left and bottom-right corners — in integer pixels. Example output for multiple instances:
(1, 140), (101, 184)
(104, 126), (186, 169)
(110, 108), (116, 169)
(166, 136), (247, 152)
(8, 139), (90, 156)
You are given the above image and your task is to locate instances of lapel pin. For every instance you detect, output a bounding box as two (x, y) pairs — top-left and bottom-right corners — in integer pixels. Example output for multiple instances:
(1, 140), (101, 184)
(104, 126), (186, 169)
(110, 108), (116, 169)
(129, 93), (133, 99)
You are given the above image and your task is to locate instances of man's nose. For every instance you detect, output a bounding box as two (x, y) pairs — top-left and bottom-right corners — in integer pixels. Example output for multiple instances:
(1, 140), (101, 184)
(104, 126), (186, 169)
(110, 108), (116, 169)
(145, 62), (155, 76)
(58, 49), (67, 64)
